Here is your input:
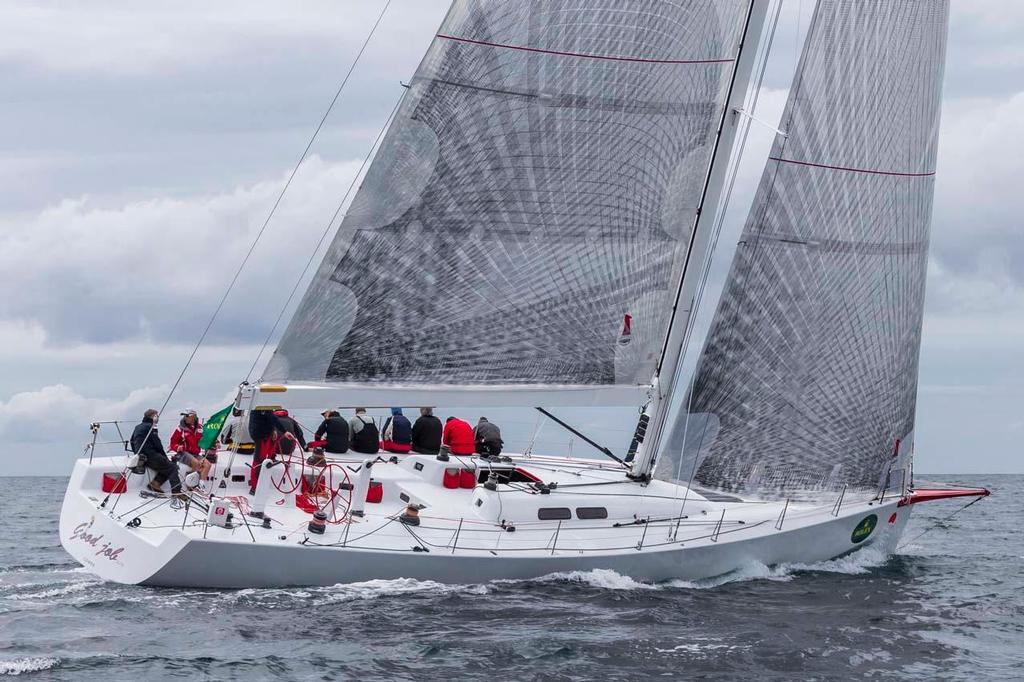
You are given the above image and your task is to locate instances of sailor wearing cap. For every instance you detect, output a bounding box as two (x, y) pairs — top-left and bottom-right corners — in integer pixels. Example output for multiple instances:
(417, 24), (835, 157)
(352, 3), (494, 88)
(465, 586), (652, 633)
(309, 409), (350, 454)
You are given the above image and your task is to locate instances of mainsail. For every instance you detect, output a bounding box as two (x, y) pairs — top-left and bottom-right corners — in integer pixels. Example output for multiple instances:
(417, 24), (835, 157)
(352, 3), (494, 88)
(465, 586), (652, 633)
(657, 0), (949, 491)
(265, 1), (752, 396)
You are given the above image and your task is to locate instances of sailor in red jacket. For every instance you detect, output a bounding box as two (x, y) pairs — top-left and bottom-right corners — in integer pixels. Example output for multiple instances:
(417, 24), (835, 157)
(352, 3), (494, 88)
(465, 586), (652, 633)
(442, 416), (475, 456)
(170, 410), (212, 484)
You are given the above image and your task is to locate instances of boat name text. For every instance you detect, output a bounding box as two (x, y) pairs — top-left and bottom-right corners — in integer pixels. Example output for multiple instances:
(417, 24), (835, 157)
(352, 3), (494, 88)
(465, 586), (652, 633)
(71, 518), (125, 561)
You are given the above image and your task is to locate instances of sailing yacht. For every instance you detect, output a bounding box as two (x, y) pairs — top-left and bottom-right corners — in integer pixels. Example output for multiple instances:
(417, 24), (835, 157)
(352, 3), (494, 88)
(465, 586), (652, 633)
(60, 0), (988, 588)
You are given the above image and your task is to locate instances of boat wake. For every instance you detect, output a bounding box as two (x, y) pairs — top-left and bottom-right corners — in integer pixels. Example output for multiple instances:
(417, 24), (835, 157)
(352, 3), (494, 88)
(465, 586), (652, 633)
(5, 579), (102, 601)
(2, 546), (896, 614)
(533, 545), (895, 591)
(210, 578), (491, 612)
(220, 545), (897, 600)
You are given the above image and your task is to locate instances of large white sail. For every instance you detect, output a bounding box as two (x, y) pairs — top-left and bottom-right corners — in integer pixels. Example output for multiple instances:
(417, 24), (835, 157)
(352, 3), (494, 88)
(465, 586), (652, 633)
(657, 0), (950, 492)
(264, 1), (752, 401)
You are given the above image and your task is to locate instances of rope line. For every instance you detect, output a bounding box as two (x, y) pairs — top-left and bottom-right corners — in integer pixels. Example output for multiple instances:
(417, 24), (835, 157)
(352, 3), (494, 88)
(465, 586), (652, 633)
(96, 5), (394, 516)
(768, 156), (936, 178)
(897, 496), (985, 550)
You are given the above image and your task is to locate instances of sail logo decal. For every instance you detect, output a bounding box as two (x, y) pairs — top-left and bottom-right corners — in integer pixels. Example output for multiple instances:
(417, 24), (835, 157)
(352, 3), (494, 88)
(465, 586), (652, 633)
(850, 514), (878, 544)
(71, 517), (125, 562)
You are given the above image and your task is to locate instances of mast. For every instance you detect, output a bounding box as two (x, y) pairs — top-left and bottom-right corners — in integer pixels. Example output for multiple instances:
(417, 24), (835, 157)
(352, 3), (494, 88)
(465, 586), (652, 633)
(629, 0), (771, 480)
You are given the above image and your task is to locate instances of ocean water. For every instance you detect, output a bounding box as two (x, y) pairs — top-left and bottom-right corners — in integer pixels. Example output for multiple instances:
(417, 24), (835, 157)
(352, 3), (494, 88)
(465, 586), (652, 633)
(1, 475), (1020, 681)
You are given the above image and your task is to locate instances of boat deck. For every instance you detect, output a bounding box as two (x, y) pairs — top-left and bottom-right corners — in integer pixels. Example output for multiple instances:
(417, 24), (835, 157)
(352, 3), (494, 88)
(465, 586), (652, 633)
(68, 449), (887, 558)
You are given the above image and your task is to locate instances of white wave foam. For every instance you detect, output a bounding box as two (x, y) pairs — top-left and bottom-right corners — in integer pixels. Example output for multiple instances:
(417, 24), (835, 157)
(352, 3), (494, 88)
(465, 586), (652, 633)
(653, 639), (743, 656)
(321, 578), (488, 602)
(8, 579), (102, 601)
(785, 546), (891, 575)
(0, 657), (60, 676)
(666, 561), (794, 590)
(536, 569), (659, 591)
(218, 578), (488, 609)
(528, 551), (890, 593)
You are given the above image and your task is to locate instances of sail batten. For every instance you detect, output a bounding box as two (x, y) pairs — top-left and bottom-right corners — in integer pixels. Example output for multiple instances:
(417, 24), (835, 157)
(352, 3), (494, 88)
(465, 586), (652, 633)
(658, 0), (949, 493)
(265, 0), (752, 390)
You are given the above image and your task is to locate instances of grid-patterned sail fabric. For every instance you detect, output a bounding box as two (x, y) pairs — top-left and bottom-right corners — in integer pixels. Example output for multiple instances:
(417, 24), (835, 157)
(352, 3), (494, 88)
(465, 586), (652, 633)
(265, 1), (750, 387)
(657, 0), (949, 492)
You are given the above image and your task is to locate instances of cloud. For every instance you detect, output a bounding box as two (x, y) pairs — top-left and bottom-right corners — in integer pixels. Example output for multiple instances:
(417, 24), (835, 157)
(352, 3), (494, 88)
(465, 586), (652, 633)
(928, 92), (1024, 315)
(0, 384), (166, 447)
(0, 155), (359, 346)
(0, 1), (449, 75)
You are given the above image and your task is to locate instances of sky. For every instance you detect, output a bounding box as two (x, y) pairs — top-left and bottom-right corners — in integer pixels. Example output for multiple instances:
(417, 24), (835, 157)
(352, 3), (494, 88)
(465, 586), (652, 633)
(1, 0), (1021, 476)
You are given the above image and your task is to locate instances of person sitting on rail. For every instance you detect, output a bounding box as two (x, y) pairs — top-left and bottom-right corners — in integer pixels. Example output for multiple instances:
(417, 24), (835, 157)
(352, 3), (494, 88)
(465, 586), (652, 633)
(350, 407), (380, 454)
(411, 407), (442, 454)
(309, 410), (349, 454)
(170, 409), (212, 483)
(473, 416), (504, 458)
(131, 408), (184, 498)
(442, 416), (475, 456)
(381, 407), (413, 454)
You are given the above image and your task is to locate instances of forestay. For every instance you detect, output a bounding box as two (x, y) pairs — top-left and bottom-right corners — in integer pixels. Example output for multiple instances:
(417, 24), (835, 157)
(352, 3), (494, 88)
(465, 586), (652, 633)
(265, 1), (751, 396)
(657, 0), (949, 492)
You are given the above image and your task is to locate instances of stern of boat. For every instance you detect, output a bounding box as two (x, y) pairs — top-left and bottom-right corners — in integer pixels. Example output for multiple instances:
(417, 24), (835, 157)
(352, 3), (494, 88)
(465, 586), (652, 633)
(59, 457), (191, 585)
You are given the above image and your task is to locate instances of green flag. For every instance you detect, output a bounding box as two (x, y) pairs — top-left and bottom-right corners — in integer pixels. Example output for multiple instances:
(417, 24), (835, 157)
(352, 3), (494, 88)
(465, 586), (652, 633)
(199, 404), (233, 450)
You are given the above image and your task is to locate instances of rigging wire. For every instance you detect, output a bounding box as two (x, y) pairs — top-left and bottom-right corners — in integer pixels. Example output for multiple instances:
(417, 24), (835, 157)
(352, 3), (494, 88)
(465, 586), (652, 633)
(244, 88), (407, 382)
(896, 496), (986, 550)
(100, 4), (394, 516)
(152, 0), (393, 415)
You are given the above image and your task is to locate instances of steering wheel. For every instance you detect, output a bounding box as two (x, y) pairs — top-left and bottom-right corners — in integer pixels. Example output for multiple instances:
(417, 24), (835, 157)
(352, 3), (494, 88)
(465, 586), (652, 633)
(312, 463), (353, 524)
(271, 448), (304, 495)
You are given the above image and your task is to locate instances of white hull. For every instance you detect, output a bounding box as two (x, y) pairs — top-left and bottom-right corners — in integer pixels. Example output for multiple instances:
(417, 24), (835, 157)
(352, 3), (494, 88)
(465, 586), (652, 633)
(61, 453), (911, 589)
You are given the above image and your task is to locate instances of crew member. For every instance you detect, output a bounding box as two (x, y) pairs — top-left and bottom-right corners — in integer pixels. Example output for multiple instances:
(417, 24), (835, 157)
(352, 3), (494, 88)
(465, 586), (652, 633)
(170, 409), (212, 482)
(381, 407), (412, 454)
(442, 416), (475, 456)
(350, 408), (380, 454)
(411, 407), (442, 454)
(310, 410), (349, 454)
(131, 408), (183, 498)
(248, 407), (282, 494)
(273, 408), (306, 455)
(473, 416), (503, 458)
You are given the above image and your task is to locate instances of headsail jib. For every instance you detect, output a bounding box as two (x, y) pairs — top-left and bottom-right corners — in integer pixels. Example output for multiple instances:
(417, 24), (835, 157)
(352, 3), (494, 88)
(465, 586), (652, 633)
(660, 0), (950, 494)
(265, 1), (755, 394)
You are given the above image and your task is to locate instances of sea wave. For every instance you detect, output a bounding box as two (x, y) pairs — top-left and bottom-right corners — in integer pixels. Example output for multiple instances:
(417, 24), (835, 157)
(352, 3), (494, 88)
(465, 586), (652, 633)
(0, 563), (81, 574)
(534, 568), (660, 590)
(213, 577), (489, 610)
(516, 549), (895, 591)
(0, 658), (60, 676)
(6, 579), (102, 601)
